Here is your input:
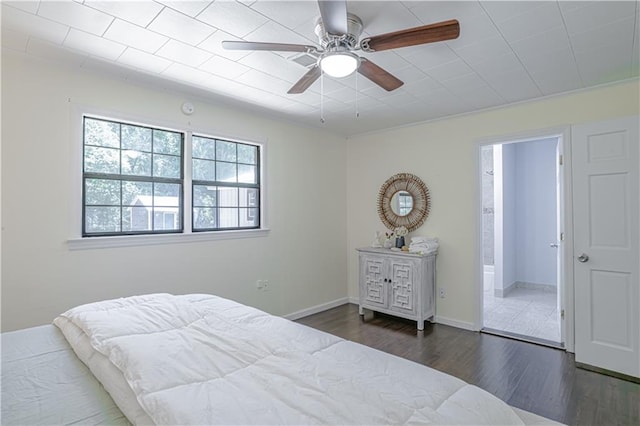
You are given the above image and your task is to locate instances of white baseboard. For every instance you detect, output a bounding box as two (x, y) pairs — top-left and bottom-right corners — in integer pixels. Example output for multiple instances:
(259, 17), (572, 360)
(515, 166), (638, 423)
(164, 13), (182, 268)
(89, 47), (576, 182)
(434, 315), (478, 331)
(284, 297), (350, 321)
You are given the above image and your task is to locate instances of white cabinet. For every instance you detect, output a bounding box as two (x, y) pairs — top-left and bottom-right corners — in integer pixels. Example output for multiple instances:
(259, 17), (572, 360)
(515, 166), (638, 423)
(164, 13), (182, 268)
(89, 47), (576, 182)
(357, 248), (436, 330)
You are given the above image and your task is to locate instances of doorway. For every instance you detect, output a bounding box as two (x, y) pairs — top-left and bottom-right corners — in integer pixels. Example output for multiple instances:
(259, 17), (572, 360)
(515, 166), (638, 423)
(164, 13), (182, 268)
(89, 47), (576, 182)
(480, 137), (564, 347)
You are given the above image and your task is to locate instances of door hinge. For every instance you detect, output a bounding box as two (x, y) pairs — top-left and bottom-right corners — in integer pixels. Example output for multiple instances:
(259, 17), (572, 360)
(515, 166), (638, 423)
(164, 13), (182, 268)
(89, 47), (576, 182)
(559, 154), (563, 165)
(561, 309), (565, 319)
(560, 232), (565, 241)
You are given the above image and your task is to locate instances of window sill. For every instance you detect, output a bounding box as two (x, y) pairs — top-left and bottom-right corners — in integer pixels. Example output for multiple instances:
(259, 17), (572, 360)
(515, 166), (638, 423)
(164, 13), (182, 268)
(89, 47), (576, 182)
(67, 228), (270, 250)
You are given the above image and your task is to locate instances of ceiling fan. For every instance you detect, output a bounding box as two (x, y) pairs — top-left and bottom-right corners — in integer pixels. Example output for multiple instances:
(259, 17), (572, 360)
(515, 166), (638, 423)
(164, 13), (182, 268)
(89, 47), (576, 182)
(222, 0), (460, 94)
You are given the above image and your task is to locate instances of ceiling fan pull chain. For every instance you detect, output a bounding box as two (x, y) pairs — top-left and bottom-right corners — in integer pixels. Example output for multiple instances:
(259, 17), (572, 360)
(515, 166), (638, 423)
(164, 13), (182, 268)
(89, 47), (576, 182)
(320, 70), (325, 124)
(355, 70), (359, 118)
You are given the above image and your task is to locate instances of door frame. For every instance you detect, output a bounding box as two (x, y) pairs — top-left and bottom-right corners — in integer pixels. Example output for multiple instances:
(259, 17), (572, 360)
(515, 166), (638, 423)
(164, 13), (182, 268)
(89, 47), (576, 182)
(473, 126), (575, 352)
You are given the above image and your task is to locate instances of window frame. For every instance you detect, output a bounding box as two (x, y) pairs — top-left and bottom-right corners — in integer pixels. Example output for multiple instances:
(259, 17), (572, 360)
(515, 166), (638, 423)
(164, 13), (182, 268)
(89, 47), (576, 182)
(68, 106), (268, 250)
(82, 116), (185, 237)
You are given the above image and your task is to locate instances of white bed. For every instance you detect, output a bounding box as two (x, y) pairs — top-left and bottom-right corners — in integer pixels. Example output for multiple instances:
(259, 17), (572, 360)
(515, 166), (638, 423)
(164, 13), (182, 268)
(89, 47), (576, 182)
(2, 293), (561, 425)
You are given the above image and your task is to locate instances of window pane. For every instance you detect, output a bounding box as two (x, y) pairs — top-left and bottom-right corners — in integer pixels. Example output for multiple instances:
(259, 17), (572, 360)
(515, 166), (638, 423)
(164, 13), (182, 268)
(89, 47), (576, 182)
(84, 118), (119, 148)
(153, 210), (179, 231)
(238, 164), (256, 184)
(193, 159), (215, 181)
(239, 188), (258, 207)
(153, 154), (181, 178)
(218, 187), (238, 207)
(84, 146), (120, 174)
(122, 150), (152, 176)
(193, 136), (215, 160)
(122, 181), (153, 205)
(85, 207), (120, 233)
(153, 130), (181, 155)
(154, 182), (180, 201)
(218, 208), (238, 228)
(193, 207), (216, 229)
(85, 179), (120, 205)
(216, 140), (236, 162)
(237, 144), (257, 164)
(123, 206), (151, 231)
(193, 185), (217, 207)
(121, 125), (151, 151)
(216, 161), (237, 182)
(239, 208), (258, 227)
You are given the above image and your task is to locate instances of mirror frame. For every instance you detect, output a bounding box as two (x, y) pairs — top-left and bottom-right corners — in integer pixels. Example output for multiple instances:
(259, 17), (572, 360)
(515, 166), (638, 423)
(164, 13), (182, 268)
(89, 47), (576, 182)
(377, 173), (430, 232)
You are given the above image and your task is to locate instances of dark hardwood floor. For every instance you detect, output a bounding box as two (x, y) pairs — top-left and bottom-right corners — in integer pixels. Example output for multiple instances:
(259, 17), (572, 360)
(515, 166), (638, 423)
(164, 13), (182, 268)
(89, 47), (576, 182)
(295, 303), (640, 426)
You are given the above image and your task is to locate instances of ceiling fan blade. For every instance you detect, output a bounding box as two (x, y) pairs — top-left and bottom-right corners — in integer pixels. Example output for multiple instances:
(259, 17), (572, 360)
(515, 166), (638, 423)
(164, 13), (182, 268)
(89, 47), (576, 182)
(288, 65), (322, 94)
(317, 0), (348, 35)
(222, 40), (316, 53)
(360, 19), (460, 52)
(358, 58), (403, 92)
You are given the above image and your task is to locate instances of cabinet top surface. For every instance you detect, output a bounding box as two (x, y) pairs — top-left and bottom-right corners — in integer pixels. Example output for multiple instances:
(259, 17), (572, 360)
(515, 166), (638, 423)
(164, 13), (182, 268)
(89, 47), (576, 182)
(356, 247), (436, 258)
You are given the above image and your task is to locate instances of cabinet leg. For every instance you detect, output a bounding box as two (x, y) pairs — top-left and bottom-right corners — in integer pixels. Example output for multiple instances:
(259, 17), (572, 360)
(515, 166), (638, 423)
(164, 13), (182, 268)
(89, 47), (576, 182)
(418, 318), (424, 331)
(359, 305), (364, 315)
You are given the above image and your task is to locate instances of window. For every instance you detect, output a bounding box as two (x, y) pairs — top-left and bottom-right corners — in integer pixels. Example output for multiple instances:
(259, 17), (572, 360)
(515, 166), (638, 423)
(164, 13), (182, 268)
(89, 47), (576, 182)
(81, 115), (261, 239)
(192, 135), (260, 231)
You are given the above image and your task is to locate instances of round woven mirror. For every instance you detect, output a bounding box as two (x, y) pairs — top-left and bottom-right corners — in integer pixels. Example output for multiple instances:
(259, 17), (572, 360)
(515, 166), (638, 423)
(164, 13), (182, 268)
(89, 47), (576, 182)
(377, 173), (430, 232)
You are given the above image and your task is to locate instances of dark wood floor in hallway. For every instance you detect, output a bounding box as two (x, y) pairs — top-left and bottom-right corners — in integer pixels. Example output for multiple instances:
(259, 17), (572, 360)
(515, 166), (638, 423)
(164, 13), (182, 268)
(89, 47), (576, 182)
(295, 303), (640, 426)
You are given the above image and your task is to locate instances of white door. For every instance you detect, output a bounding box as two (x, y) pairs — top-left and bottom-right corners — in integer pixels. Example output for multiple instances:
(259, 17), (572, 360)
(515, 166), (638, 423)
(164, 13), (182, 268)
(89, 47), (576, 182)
(572, 116), (639, 378)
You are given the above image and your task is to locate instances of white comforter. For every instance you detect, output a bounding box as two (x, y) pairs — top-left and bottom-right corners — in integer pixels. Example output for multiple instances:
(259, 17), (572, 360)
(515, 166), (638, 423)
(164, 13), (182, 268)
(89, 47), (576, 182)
(54, 293), (529, 425)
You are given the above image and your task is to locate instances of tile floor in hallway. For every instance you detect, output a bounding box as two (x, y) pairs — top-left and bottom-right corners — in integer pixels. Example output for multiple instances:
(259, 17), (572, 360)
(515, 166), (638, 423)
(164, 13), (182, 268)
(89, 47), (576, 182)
(483, 276), (561, 344)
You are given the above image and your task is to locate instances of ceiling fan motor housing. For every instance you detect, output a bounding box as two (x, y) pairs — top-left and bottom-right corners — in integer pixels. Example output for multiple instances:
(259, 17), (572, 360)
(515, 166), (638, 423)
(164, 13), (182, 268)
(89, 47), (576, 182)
(315, 13), (363, 50)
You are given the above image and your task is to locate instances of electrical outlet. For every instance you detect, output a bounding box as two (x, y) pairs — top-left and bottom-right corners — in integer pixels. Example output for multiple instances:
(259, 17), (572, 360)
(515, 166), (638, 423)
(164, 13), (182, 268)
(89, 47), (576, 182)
(439, 287), (445, 298)
(256, 280), (263, 290)
(262, 280), (269, 291)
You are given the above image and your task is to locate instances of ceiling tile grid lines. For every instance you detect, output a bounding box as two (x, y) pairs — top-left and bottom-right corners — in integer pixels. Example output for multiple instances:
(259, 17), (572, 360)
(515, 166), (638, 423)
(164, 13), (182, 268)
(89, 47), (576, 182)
(1, 0), (638, 136)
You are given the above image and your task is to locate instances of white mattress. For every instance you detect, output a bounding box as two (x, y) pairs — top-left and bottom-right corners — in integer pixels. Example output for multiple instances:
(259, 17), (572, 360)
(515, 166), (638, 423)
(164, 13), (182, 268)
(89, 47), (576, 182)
(1, 324), (129, 425)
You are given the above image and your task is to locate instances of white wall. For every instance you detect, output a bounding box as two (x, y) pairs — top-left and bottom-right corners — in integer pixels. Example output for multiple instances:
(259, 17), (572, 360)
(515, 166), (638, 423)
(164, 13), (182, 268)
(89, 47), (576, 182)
(346, 79), (640, 328)
(501, 143), (518, 292)
(1, 50), (348, 331)
(514, 138), (558, 286)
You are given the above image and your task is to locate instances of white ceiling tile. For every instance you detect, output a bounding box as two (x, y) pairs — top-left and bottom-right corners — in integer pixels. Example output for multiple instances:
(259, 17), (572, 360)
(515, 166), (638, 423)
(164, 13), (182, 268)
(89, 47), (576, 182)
(199, 55), (251, 80)
(510, 26), (571, 60)
(37, 1), (113, 36)
(237, 51), (309, 84)
(395, 43), (459, 70)
(471, 52), (524, 78)
(518, 48), (579, 76)
(2, 4), (69, 44)
(569, 17), (635, 53)
(575, 45), (633, 85)
(156, 39), (211, 67)
(198, 30), (251, 61)
(496, 2), (564, 42)
(197, 1), (269, 38)
(424, 58), (473, 81)
(104, 19), (168, 54)
(409, 1), (487, 23)
(452, 35), (512, 67)
(348, 1), (422, 36)
(64, 28), (126, 61)
(338, 72), (379, 92)
(3, 1), (39, 14)
(447, 13), (502, 49)
(392, 65), (429, 84)
(359, 50), (410, 73)
(529, 68), (582, 96)
(148, 7), (215, 45)
(84, 0), (164, 28)
(249, 1), (319, 31)
(439, 72), (488, 94)
(482, 69), (541, 103)
(26, 38), (87, 67)
(161, 62), (213, 85)
(117, 47), (172, 73)
(157, 1), (211, 18)
(481, 1), (546, 23)
(401, 75), (445, 96)
(291, 14), (319, 44)
(244, 20), (316, 46)
(324, 86), (360, 103)
(463, 85), (504, 110)
(235, 69), (293, 95)
(561, 1), (637, 36)
(1, 27), (29, 51)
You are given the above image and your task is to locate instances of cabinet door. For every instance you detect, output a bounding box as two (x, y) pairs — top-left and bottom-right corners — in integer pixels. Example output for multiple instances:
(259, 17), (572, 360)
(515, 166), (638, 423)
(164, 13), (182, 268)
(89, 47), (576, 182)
(362, 255), (386, 308)
(389, 258), (416, 315)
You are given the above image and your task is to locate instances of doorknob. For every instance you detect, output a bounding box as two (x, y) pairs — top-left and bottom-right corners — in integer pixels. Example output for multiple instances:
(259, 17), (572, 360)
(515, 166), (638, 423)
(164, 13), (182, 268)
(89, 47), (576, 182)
(577, 253), (589, 263)
(550, 243), (559, 248)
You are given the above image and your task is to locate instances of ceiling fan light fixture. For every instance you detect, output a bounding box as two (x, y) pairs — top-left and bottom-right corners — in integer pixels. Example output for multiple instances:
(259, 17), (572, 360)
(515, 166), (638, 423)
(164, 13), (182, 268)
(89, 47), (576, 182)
(319, 51), (359, 78)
